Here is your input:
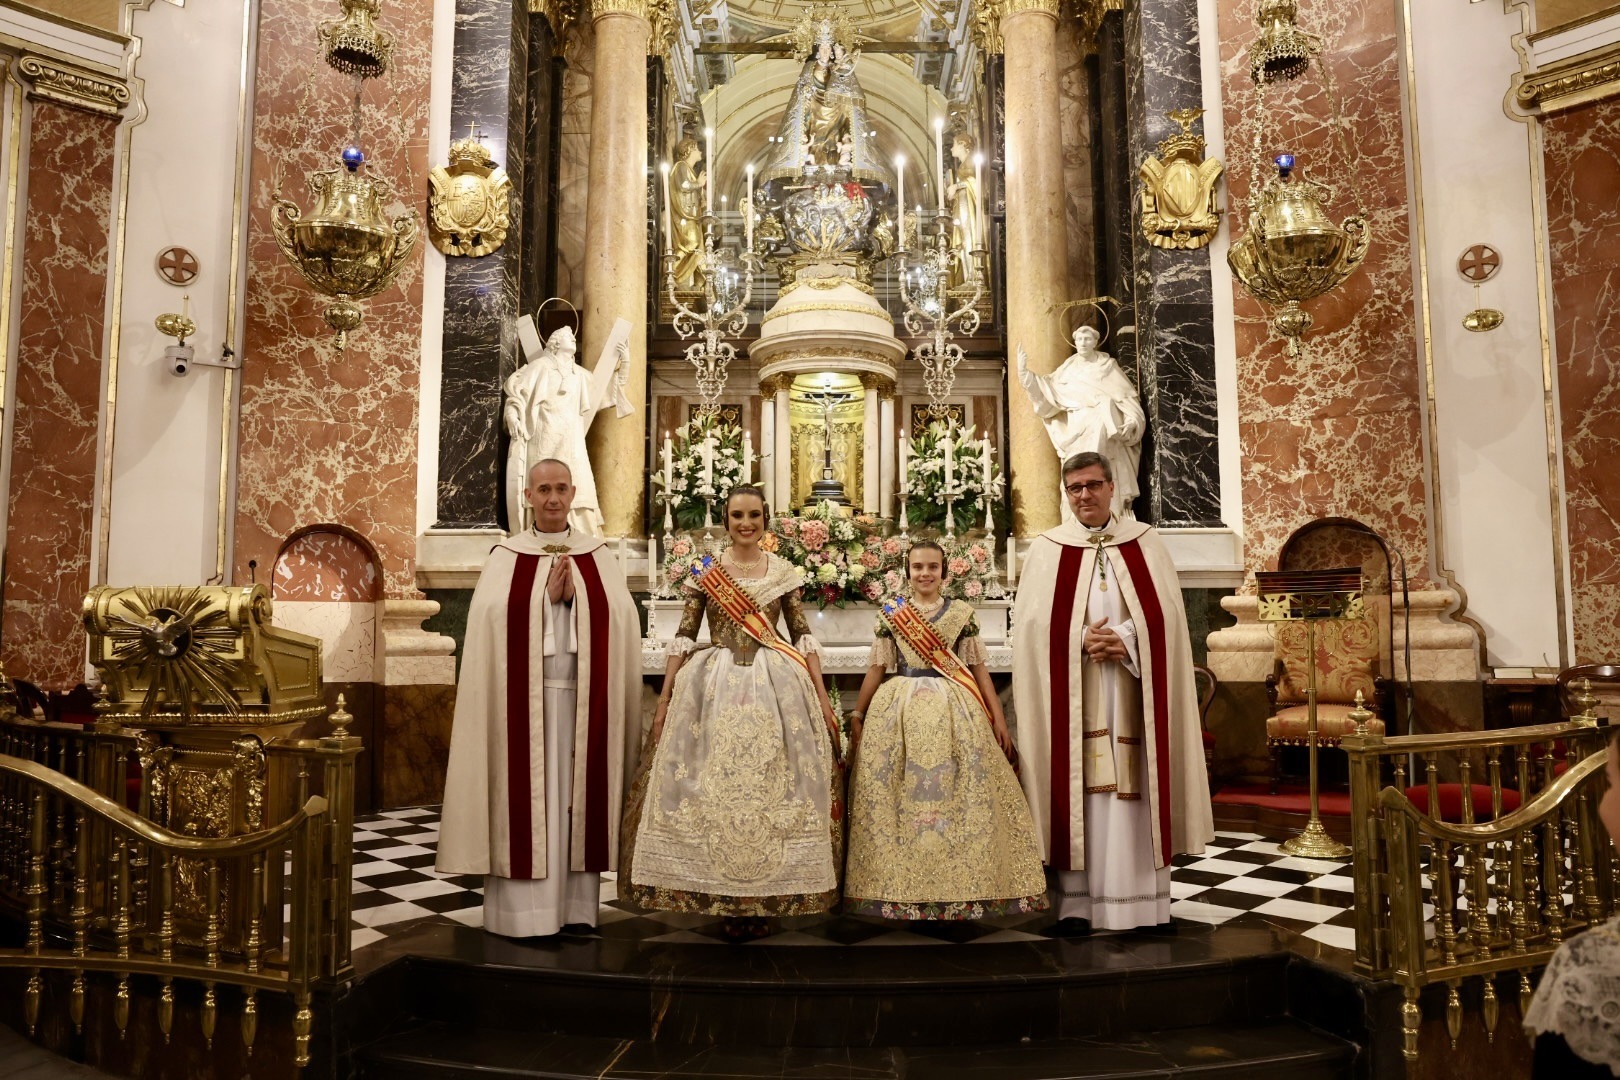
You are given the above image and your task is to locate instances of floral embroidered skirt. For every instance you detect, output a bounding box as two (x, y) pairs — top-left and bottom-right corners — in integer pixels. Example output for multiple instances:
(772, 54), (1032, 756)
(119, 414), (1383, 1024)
(844, 675), (1047, 920)
(619, 645), (844, 917)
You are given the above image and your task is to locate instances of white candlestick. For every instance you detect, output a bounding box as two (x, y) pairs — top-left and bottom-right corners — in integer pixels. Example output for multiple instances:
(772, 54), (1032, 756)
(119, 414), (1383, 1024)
(660, 161), (672, 254)
(894, 154), (906, 250)
(745, 163), (755, 251)
(1007, 538), (1017, 587)
(980, 434), (992, 491)
(649, 534), (659, 589)
(942, 430), (954, 491)
(742, 430), (754, 485)
(704, 126), (715, 214)
(662, 431), (674, 492)
(898, 432), (910, 494)
(703, 436), (715, 491)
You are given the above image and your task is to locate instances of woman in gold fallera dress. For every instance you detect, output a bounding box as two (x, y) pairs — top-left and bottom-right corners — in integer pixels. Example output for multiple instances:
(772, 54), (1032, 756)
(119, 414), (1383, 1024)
(620, 486), (844, 938)
(844, 541), (1047, 920)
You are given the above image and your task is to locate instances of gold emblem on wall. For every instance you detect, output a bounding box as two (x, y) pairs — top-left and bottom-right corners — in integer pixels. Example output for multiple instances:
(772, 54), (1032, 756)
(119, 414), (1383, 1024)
(1139, 109), (1223, 251)
(1457, 243), (1504, 333)
(429, 127), (513, 257)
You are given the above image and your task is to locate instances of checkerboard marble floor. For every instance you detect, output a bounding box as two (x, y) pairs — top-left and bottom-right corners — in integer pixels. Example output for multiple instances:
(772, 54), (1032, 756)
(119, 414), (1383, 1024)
(325, 807), (1367, 952)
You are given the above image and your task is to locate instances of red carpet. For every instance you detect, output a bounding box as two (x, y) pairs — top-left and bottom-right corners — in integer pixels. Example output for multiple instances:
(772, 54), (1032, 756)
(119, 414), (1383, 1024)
(1212, 782), (1352, 816)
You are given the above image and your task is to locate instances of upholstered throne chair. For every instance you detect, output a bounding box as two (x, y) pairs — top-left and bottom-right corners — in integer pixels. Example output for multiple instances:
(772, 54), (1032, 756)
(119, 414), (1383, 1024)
(1263, 519), (1396, 792)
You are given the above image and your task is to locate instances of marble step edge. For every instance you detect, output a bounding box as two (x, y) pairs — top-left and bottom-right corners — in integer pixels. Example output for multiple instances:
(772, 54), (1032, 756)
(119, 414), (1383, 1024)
(355, 1019), (1357, 1080)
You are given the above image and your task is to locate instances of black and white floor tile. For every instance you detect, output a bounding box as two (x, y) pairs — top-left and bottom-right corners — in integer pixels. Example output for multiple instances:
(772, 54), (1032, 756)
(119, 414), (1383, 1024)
(325, 808), (1368, 952)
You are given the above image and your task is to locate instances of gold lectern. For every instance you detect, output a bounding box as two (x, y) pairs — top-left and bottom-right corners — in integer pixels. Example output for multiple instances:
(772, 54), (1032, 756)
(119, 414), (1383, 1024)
(1256, 566), (1363, 859)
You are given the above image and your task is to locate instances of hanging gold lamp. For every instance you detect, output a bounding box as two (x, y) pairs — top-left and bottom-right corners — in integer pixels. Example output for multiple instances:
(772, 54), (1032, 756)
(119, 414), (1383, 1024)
(1250, 0), (1320, 84)
(318, 0), (395, 79)
(1227, 155), (1369, 357)
(271, 146), (420, 350)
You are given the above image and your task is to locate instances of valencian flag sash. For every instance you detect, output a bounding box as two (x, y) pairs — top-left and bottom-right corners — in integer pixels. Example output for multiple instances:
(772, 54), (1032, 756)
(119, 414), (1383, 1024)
(881, 595), (996, 722)
(688, 555), (814, 678)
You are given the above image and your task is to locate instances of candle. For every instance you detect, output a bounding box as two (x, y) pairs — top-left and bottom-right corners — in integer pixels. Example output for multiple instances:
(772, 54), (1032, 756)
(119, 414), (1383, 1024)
(702, 436), (715, 491)
(704, 126), (715, 213)
(742, 430), (754, 485)
(942, 429), (954, 491)
(898, 432), (910, 493)
(662, 431), (674, 491)
(934, 117), (945, 214)
(745, 163), (755, 251)
(1007, 537), (1017, 587)
(894, 154), (906, 249)
(973, 151), (983, 224)
(981, 433), (992, 490)
(649, 534), (659, 589)
(660, 161), (672, 254)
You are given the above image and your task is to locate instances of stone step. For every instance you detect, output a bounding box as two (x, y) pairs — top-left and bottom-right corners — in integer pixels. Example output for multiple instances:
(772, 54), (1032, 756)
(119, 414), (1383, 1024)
(355, 1020), (1357, 1079)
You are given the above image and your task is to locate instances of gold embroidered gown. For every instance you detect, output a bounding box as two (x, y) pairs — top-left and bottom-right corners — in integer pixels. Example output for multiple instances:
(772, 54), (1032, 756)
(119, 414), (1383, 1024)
(619, 554), (842, 916)
(844, 599), (1047, 920)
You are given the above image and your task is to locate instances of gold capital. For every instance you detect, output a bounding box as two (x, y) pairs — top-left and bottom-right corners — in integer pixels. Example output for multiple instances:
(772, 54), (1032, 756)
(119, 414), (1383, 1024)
(17, 55), (130, 117)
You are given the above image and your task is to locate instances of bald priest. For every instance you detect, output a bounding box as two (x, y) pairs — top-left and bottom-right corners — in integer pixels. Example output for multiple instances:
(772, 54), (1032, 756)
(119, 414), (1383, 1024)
(439, 459), (642, 937)
(1012, 451), (1213, 931)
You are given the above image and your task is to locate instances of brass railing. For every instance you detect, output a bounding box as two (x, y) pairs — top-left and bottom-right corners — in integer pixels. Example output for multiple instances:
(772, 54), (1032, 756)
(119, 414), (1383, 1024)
(1344, 722), (1617, 1060)
(0, 711), (360, 1069)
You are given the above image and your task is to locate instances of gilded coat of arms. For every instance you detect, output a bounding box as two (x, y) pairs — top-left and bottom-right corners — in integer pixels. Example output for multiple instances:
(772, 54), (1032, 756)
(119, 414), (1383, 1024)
(429, 132), (513, 257)
(1139, 108), (1223, 251)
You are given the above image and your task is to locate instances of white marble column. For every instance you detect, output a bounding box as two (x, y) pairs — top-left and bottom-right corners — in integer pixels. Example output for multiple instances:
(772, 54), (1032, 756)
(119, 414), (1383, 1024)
(772, 381), (792, 512)
(760, 399), (776, 508)
(1002, 0), (1068, 537)
(582, 0), (651, 536)
(879, 390), (896, 519)
(861, 379), (880, 514)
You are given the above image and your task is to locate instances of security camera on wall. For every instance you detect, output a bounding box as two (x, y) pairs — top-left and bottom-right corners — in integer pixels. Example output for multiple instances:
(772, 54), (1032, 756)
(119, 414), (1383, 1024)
(166, 343), (193, 377)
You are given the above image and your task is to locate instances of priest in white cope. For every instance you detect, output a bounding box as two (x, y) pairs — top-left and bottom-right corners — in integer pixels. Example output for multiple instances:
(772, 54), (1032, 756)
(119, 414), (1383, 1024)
(438, 459), (642, 936)
(1012, 452), (1213, 931)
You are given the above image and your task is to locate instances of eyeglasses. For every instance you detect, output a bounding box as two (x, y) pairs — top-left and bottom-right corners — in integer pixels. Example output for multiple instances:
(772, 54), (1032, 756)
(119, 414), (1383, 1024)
(1065, 480), (1111, 496)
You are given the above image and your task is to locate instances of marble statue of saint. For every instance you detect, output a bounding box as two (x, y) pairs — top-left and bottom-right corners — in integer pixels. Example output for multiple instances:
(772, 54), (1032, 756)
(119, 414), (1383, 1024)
(670, 136), (706, 289)
(503, 317), (633, 535)
(946, 131), (985, 290)
(1016, 325), (1146, 521)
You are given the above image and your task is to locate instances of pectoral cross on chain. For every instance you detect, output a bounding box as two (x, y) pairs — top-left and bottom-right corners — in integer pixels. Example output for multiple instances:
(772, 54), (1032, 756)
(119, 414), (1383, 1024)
(1092, 533), (1113, 591)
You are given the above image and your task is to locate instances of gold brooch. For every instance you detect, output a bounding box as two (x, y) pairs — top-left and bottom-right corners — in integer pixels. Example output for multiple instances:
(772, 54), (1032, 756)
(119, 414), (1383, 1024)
(542, 544), (571, 555)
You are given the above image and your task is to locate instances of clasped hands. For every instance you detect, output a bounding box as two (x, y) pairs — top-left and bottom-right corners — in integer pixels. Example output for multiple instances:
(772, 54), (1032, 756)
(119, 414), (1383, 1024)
(546, 554), (575, 605)
(1083, 618), (1129, 665)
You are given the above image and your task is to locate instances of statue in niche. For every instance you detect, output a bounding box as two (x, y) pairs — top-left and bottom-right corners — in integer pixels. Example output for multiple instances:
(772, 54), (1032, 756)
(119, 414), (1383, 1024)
(1016, 325), (1146, 521)
(760, 11), (886, 186)
(670, 136), (707, 288)
(503, 317), (632, 535)
(945, 131), (985, 290)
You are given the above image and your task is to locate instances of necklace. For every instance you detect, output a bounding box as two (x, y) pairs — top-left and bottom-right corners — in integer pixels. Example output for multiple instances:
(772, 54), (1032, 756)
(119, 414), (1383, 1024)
(728, 549), (765, 574)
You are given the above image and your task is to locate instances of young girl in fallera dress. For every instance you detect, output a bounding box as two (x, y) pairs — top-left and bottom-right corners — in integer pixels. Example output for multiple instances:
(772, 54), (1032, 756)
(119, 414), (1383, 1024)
(619, 486), (845, 941)
(843, 540), (1047, 920)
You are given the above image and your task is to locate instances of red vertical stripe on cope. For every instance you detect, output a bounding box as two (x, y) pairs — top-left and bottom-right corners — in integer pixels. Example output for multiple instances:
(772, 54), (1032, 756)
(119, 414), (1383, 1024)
(573, 552), (613, 871)
(1046, 544), (1085, 870)
(1117, 539), (1172, 865)
(505, 553), (541, 878)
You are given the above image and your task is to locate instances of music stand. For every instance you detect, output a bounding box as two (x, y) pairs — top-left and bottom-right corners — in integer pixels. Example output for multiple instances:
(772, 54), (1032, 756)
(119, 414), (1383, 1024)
(1256, 566), (1363, 859)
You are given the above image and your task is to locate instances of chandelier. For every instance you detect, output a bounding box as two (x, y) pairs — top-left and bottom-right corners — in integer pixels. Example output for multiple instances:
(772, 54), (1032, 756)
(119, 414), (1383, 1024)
(662, 165), (757, 414)
(898, 214), (982, 415)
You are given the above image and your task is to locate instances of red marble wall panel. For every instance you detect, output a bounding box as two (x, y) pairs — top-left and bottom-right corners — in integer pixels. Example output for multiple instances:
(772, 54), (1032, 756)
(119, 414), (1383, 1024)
(1545, 97), (1620, 662)
(1217, 0), (1429, 583)
(235, 0), (433, 598)
(1, 102), (116, 689)
(273, 528), (382, 602)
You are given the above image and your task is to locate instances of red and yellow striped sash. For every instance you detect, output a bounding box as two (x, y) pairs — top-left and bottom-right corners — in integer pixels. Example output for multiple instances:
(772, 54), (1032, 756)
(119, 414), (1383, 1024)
(881, 596), (992, 720)
(689, 555), (813, 677)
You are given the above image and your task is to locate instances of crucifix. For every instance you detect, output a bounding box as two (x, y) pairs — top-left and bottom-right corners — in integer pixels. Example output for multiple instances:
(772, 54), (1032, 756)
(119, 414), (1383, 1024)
(803, 387), (852, 505)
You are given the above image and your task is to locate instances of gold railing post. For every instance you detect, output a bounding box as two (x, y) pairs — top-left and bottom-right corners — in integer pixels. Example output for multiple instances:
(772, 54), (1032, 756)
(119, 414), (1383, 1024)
(1343, 727), (1386, 974)
(318, 696), (362, 982)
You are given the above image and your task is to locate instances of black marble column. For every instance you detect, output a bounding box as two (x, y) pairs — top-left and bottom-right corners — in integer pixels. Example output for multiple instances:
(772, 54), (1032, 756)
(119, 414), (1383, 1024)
(433, 0), (534, 530)
(1123, 0), (1222, 528)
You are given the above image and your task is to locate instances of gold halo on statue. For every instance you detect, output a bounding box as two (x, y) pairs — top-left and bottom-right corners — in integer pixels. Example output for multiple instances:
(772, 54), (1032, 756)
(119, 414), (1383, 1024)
(1051, 295), (1117, 350)
(535, 296), (582, 337)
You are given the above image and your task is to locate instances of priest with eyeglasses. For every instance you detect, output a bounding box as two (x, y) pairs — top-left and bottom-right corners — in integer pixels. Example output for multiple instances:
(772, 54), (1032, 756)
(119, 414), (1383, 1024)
(1011, 452), (1213, 933)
